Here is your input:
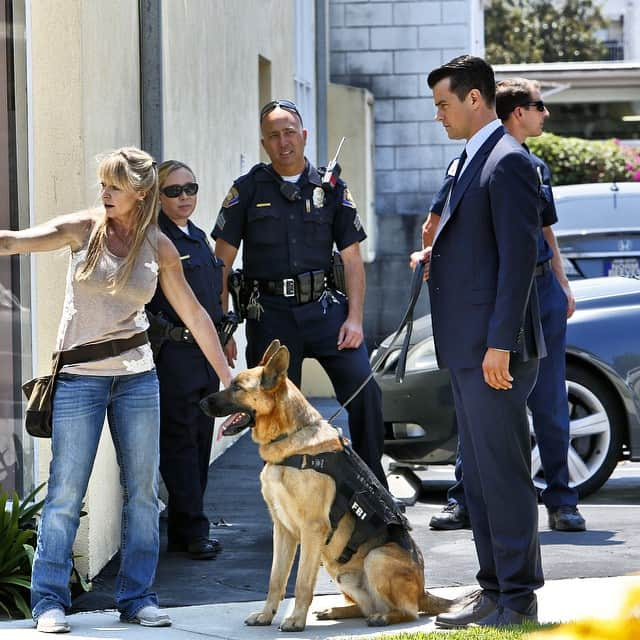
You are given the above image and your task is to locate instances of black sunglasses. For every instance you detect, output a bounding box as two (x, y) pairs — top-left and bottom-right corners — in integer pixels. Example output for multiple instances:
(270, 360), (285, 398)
(260, 99), (303, 126)
(161, 182), (199, 198)
(519, 100), (546, 112)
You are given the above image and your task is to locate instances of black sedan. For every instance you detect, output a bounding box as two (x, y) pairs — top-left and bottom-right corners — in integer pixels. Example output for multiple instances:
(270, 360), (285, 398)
(372, 276), (640, 497)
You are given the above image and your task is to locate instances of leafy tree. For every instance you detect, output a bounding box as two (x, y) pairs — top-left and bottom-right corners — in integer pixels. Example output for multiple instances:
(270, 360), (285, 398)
(485, 0), (609, 64)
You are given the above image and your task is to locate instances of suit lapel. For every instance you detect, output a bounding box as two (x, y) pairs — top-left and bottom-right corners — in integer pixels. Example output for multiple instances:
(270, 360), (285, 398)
(447, 126), (505, 215)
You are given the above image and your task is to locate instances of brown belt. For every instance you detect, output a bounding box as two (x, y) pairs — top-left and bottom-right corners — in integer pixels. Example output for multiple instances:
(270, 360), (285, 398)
(58, 331), (149, 366)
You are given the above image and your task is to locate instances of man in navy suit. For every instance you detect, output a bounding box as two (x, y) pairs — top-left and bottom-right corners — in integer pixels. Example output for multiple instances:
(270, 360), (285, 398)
(425, 78), (586, 534)
(418, 56), (545, 628)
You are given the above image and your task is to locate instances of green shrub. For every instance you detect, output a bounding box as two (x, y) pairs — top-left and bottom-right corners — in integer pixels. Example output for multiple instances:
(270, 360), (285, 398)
(527, 132), (636, 185)
(0, 483), (45, 618)
(0, 482), (91, 619)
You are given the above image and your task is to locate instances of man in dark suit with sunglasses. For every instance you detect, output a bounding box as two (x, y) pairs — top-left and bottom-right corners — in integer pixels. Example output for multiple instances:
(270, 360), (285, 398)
(414, 56), (545, 629)
(211, 99), (387, 487)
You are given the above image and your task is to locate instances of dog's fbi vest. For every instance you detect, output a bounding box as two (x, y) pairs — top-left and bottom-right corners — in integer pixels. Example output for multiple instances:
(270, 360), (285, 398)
(277, 444), (412, 563)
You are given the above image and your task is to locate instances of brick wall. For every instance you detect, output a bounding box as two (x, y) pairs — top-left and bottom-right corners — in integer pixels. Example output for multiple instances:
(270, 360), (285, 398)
(329, 0), (472, 344)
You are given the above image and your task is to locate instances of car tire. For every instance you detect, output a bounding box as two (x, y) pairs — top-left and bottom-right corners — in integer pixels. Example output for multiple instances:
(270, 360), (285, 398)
(530, 363), (624, 498)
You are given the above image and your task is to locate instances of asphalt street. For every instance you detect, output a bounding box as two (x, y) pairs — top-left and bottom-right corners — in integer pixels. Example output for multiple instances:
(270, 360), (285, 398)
(72, 398), (640, 613)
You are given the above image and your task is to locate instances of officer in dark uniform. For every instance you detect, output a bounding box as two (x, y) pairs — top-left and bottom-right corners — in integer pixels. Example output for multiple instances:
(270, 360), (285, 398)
(147, 160), (225, 559)
(212, 99), (387, 487)
(422, 78), (586, 533)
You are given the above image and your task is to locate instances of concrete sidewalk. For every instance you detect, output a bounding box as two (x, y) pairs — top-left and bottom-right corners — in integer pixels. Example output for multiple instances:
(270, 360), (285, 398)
(2, 575), (638, 638)
(3, 397), (638, 638)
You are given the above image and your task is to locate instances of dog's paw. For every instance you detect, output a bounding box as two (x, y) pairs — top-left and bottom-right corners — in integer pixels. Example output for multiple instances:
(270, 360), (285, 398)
(366, 613), (390, 627)
(245, 611), (273, 626)
(279, 616), (306, 632)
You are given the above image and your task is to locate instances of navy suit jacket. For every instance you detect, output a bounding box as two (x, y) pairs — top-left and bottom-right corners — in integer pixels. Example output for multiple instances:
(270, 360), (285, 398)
(428, 126), (545, 369)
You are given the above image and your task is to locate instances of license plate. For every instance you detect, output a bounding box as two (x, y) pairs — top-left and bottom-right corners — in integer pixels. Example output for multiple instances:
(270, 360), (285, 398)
(605, 258), (640, 278)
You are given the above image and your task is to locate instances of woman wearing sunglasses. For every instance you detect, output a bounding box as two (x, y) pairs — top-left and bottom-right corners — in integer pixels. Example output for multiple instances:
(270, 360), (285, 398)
(146, 160), (227, 561)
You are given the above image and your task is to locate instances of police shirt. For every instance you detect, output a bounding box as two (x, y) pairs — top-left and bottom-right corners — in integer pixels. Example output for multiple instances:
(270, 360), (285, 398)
(529, 151), (557, 266)
(147, 210), (224, 327)
(211, 161), (366, 280)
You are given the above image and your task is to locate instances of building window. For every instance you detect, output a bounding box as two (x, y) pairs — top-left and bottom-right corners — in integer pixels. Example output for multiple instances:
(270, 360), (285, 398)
(0, 0), (33, 498)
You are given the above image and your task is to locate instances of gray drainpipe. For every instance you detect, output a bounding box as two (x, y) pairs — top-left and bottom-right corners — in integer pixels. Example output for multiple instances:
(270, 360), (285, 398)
(139, 0), (163, 161)
(315, 0), (328, 165)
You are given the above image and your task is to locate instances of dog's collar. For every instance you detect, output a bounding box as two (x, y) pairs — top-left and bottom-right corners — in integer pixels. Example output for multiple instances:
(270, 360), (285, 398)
(269, 432), (289, 444)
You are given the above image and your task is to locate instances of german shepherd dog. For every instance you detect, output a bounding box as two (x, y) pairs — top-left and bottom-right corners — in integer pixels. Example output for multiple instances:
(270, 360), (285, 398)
(200, 340), (453, 631)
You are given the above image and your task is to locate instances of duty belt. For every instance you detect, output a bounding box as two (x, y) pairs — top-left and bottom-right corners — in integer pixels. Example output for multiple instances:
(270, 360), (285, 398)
(534, 259), (552, 277)
(165, 315), (237, 348)
(254, 269), (330, 304)
(168, 326), (194, 343)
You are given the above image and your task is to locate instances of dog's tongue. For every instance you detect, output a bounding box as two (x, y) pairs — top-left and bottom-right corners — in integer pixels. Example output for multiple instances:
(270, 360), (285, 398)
(220, 412), (251, 436)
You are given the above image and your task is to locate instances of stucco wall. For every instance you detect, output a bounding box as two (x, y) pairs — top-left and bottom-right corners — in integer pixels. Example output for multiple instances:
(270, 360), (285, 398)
(28, 0), (299, 578)
(160, 0), (297, 449)
(29, 0), (142, 578)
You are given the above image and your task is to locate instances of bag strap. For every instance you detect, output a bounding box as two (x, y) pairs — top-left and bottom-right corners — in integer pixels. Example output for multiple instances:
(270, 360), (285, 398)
(57, 331), (149, 367)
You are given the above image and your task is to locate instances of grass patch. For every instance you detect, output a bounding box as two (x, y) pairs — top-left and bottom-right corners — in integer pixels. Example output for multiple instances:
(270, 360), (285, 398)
(376, 623), (556, 640)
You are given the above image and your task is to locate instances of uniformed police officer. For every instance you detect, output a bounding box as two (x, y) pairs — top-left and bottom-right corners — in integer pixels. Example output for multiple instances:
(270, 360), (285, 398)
(212, 99), (387, 487)
(416, 78), (586, 533)
(147, 160), (225, 560)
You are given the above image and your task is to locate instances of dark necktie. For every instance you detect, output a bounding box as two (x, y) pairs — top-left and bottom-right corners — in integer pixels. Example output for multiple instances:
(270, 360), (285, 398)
(452, 148), (468, 188)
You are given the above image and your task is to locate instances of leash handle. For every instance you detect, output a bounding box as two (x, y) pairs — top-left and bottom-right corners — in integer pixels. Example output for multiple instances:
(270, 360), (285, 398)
(328, 261), (425, 424)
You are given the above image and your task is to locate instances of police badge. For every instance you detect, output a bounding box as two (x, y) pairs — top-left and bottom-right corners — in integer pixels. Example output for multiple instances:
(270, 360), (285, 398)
(312, 186), (325, 209)
(447, 157), (460, 177)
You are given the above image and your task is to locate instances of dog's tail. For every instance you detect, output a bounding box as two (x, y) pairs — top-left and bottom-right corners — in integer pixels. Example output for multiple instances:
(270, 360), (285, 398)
(420, 587), (484, 616)
(419, 590), (455, 615)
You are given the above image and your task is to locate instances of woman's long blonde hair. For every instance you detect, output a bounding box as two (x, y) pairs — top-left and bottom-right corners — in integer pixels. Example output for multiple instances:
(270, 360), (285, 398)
(77, 146), (159, 292)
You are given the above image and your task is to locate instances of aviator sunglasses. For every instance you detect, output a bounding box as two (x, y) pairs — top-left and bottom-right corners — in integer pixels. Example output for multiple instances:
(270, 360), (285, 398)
(161, 182), (199, 198)
(519, 100), (546, 112)
(260, 99), (303, 126)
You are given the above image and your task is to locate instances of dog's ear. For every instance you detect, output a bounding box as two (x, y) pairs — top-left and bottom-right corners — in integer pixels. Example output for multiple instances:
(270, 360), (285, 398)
(261, 345), (289, 390)
(259, 339), (281, 366)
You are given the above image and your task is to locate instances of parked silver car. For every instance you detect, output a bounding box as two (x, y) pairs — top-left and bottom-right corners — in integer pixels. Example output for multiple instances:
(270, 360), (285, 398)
(553, 182), (640, 279)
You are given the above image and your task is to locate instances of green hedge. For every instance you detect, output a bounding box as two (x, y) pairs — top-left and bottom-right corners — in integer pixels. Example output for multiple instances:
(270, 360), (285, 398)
(527, 133), (639, 186)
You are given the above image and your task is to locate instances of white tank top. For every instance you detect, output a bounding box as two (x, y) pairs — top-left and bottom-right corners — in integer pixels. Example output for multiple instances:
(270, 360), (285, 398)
(56, 222), (159, 376)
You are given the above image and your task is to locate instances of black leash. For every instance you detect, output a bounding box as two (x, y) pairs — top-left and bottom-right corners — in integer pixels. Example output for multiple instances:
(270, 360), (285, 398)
(328, 261), (425, 423)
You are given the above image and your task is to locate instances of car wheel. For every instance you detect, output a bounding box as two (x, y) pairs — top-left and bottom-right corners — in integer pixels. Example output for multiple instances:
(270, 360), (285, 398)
(529, 364), (624, 498)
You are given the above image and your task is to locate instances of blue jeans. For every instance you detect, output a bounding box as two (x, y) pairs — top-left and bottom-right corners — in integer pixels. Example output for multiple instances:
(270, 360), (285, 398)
(31, 370), (161, 620)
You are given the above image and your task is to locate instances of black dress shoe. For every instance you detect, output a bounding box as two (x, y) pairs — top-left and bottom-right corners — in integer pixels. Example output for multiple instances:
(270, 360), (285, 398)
(186, 537), (222, 560)
(435, 590), (498, 628)
(429, 501), (471, 530)
(548, 506), (586, 531)
(473, 603), (538, 627)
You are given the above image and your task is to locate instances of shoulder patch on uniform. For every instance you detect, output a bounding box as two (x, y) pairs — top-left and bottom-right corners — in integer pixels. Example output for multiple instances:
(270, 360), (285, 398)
(353, 213), (362, 232)
(342, 187), (357, 209)
(215, 211), (226, 231)
(222, 185), (240, 209)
